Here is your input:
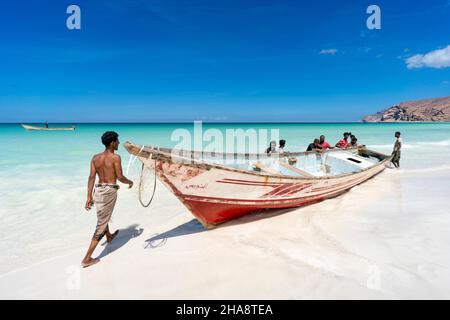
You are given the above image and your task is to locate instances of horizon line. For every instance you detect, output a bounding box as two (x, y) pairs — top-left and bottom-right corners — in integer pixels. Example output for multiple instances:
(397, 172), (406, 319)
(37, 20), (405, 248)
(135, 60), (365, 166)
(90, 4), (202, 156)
(2, 121), (448, 125)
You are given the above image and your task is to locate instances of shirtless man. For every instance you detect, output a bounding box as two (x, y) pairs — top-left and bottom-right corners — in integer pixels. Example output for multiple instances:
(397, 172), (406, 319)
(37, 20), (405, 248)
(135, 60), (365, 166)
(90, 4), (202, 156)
(81, 131), (133, 268)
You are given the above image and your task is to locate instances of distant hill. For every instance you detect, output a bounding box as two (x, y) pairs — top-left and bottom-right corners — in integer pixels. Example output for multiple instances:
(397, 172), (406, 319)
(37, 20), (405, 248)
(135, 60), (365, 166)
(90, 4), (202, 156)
(362, 96), (450, 122)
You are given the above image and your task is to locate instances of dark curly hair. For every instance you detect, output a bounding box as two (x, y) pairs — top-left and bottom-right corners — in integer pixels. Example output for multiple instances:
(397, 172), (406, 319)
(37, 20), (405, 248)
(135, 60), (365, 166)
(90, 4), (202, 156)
(101, 131), (119, 147)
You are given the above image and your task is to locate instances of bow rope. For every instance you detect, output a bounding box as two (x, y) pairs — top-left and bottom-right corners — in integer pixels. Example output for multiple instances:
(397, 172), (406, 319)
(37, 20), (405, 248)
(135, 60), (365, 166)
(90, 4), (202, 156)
(126, 145), (157, 208)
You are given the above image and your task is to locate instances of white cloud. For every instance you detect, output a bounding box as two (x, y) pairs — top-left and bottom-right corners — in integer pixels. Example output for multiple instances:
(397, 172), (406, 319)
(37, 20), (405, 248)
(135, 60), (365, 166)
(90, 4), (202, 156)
(319, 49), (338, 55)
(406, 45), (450, 69)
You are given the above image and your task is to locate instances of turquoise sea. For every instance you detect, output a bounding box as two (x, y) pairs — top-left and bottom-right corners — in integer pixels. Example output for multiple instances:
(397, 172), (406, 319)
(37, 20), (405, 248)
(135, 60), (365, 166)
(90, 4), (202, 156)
(1, 122), (450, 172)
(1, 122), (450, 275)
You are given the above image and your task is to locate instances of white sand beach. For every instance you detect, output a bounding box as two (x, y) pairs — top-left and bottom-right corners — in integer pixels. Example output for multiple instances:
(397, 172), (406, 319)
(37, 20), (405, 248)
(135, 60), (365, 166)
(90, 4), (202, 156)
(1, 165), (450, 299)
(1, 123), (450, 299)
(2, 0), (450, 301)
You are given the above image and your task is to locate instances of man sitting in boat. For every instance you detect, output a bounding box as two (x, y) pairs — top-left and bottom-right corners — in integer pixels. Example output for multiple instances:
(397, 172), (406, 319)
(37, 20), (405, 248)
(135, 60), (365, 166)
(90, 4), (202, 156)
(306, 139), (323, 152)
(81, 131), (134, 268)
(319, 135), (332, 149)
(279, 139), (286, 154)
(265, 140), (277, 154)
(349, 136), (359, 148)
(335, 132), (350, 149)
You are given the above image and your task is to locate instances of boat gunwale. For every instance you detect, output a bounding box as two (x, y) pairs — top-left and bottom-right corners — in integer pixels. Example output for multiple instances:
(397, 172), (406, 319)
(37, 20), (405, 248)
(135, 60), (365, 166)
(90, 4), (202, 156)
(124, 141), (392, 181)
(124, 141), (391, 181)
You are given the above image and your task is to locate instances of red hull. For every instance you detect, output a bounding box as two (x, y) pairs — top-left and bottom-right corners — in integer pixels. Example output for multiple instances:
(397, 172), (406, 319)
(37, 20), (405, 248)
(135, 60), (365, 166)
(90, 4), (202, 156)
(182, 196), (327, 226)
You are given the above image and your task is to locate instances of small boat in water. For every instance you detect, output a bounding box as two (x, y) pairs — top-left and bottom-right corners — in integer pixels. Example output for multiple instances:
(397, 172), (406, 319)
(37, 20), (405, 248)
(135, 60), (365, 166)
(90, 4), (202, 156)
(21, 124), (76, 131)
(124, 142), (391, 228)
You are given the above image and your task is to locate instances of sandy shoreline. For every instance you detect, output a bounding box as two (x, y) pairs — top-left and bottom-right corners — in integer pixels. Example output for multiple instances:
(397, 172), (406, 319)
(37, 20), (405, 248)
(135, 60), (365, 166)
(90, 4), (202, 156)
(2, 166), (450, 299)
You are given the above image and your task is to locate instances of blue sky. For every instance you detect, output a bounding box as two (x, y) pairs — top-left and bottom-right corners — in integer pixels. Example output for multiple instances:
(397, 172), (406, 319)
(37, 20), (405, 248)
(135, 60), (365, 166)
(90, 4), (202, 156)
(0, 0), (449, 122)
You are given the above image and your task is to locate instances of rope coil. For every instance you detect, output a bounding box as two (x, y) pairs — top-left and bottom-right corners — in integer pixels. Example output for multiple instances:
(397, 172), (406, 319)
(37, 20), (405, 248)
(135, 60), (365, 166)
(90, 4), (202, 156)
(138, 157), (157, 208)
(126, 145), (157, 208)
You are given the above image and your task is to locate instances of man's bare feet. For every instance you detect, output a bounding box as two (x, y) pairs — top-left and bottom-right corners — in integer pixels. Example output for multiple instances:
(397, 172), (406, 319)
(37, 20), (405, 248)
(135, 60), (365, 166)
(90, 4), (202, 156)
(81, 257), (100, 268)
(106, 230), (119, 244)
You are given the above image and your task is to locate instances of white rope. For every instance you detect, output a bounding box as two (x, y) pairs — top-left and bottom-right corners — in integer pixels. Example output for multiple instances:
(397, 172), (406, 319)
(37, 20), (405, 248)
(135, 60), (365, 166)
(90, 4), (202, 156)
(126, 145), (145, 176)
(138, 158), (157, 208)
(125, 145), (157, 208)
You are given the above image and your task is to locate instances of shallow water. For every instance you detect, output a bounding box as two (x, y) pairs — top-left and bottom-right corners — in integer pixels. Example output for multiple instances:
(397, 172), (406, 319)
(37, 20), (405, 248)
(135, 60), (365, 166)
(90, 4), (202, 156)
(0, 122), (450, 277)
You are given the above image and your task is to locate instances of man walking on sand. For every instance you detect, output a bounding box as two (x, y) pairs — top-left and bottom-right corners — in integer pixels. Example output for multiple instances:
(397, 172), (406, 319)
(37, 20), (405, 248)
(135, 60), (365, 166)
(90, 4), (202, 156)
(82, 131), (133, 268)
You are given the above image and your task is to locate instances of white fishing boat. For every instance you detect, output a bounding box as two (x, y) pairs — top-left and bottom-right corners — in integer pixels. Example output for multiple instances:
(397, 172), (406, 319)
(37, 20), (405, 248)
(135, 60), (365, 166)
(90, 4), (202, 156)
(124, 142), (392, 228)
(21, 124), (76, 131)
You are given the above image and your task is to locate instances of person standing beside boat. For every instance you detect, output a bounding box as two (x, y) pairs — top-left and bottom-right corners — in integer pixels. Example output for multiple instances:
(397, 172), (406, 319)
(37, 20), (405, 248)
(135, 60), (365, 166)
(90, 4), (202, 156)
(82, 131), (134, 268)
(392, 131), (402, 168)
(335, 132), (350, 149)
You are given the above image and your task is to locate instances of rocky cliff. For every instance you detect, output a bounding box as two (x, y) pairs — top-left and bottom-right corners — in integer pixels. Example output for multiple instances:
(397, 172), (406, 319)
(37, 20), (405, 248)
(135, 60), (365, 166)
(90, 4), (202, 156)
(362, 96), (450, 122)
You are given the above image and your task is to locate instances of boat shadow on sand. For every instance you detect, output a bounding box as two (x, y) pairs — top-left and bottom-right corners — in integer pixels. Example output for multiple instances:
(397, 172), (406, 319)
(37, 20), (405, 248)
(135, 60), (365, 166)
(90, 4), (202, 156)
(144, 219), (205, 249)
(218, 207), (301, 229)
(144, 207), (301, 247)
(97, 224), (144, 259)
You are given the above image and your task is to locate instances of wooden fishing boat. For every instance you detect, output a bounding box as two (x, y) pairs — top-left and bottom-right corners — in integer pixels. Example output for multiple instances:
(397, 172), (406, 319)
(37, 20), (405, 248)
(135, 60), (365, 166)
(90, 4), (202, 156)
(124, 142), (391, 228)
(21, 124), (76, 131)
